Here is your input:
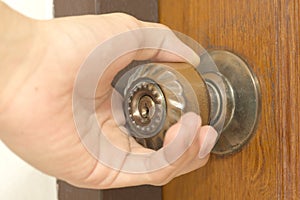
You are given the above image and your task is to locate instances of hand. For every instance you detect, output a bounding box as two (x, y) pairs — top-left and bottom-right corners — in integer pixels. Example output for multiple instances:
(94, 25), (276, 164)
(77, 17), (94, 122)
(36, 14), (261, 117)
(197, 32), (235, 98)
(0, 3), (218, 189)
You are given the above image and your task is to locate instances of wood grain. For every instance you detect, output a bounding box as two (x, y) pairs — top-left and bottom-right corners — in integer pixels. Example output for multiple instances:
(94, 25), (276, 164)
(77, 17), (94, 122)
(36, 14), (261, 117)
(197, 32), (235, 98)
(160, 0), (299, 199)
(277, 0), (300, 198)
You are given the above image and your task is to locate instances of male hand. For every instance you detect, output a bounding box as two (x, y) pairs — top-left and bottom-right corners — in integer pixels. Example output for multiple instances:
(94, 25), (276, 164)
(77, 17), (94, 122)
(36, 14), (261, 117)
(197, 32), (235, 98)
(0, 3), (218, 189)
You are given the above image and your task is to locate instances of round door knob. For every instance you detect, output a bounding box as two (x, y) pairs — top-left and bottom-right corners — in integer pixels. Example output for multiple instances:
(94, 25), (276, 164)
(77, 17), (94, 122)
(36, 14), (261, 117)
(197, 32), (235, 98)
(121, 50), (261, 155)
(123, 62), (210, 150)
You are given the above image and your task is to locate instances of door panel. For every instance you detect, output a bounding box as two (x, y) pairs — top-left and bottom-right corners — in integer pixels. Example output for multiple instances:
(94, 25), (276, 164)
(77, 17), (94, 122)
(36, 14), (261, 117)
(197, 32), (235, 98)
(160, 0), (299, 199)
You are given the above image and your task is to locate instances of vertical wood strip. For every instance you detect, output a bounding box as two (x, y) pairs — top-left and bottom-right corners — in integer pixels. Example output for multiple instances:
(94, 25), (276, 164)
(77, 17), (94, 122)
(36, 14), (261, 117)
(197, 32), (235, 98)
(277, 0), (300, 199)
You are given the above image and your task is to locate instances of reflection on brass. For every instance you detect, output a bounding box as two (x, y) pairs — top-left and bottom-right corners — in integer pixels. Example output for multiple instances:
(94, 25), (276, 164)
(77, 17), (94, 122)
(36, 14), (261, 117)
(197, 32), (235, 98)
(129, 82), (163, 126)
(124, 63), (210, 150)
(123, 50), (261, 155)
(165, 63), (211, 124)
(207, 50), (261, 155)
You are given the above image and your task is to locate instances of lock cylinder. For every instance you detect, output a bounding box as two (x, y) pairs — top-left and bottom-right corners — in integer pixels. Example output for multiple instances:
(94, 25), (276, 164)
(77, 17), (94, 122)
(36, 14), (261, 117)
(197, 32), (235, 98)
(123, 63), (210, 150)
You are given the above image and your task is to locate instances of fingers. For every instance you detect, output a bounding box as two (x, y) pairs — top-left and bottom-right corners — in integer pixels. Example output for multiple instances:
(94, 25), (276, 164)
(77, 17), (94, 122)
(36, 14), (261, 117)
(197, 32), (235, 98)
(67, 12), (199, 68)
(65, 12), (200, 66)
(81, 113), (217, 189)
(175, 126), (218, 177)
(103, 13), (200, 66)
(198, 126), (218, 159)
(146, 121), (218, 186)
(70, 13), (207, 189)
(83, 113), (201, 188)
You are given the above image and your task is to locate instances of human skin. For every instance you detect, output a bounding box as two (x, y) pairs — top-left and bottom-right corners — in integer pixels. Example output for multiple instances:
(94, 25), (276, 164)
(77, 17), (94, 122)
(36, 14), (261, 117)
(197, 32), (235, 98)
(0, 2), (217, 189)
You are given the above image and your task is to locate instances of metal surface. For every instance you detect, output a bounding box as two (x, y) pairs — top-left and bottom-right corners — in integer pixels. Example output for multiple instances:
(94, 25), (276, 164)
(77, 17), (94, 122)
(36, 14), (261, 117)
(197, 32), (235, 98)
(124, 79), (166, 139)
(123, 63), (210, 150)
(123, 50), (261, 155)
(208, 50), (261, 155)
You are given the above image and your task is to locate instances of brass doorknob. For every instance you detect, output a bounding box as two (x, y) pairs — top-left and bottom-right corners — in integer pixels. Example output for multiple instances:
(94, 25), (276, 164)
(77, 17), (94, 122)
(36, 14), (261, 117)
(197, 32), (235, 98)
(121, 50), (261, 155)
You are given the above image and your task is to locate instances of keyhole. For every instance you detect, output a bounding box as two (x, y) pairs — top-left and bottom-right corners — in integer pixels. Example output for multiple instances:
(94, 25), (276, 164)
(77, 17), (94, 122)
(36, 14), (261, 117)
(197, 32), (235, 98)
(141, 102), (150, 118)
(138, 95), (155, 122)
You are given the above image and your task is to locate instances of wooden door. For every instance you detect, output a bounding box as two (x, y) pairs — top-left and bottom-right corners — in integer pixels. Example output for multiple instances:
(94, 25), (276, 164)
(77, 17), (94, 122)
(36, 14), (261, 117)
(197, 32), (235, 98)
(55, 0), (299, 199)
(160, 0), (299, 199)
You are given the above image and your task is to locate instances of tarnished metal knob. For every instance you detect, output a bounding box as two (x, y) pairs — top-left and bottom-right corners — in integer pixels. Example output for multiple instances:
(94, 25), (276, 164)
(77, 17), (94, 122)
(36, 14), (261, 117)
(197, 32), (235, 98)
(121, 50), (261, 155)
(123, 62), (210, 150)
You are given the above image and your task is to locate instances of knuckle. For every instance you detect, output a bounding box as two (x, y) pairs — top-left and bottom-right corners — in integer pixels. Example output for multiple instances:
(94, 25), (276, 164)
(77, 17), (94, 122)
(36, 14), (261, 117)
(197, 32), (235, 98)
(114, 13), (141, 28)
(149, 169), (174, 186)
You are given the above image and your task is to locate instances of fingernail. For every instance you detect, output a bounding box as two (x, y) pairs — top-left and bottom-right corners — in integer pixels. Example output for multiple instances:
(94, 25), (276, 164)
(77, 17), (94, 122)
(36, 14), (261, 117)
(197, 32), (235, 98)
(191, 55), (200, 67)
(198, 127), (218, 159)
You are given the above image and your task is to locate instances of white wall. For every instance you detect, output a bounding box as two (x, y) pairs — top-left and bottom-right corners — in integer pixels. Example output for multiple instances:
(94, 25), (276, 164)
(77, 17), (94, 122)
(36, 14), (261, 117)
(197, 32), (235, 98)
(0, 1), (57, 200)
(2, 0), (53, 19)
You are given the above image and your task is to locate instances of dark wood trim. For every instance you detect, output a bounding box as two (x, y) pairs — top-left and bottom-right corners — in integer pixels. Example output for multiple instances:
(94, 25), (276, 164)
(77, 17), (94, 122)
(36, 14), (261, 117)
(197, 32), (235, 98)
(54, 0), (98, 17)
(101, 185), (162, 200)
(54, 0), (158, 21)
(96, 0), (158, 22)
(54, 0), (161, 199)
(57, 181), (101, 200)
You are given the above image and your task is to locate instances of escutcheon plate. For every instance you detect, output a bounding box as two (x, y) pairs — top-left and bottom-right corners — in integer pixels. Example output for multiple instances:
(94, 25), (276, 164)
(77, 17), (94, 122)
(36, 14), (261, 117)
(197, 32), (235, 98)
(208, 50), (261, 155)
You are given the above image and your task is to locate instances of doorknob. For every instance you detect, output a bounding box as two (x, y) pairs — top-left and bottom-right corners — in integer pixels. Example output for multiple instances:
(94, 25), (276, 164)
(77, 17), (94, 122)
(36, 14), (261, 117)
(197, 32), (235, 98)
(122, 50), (261, 155)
